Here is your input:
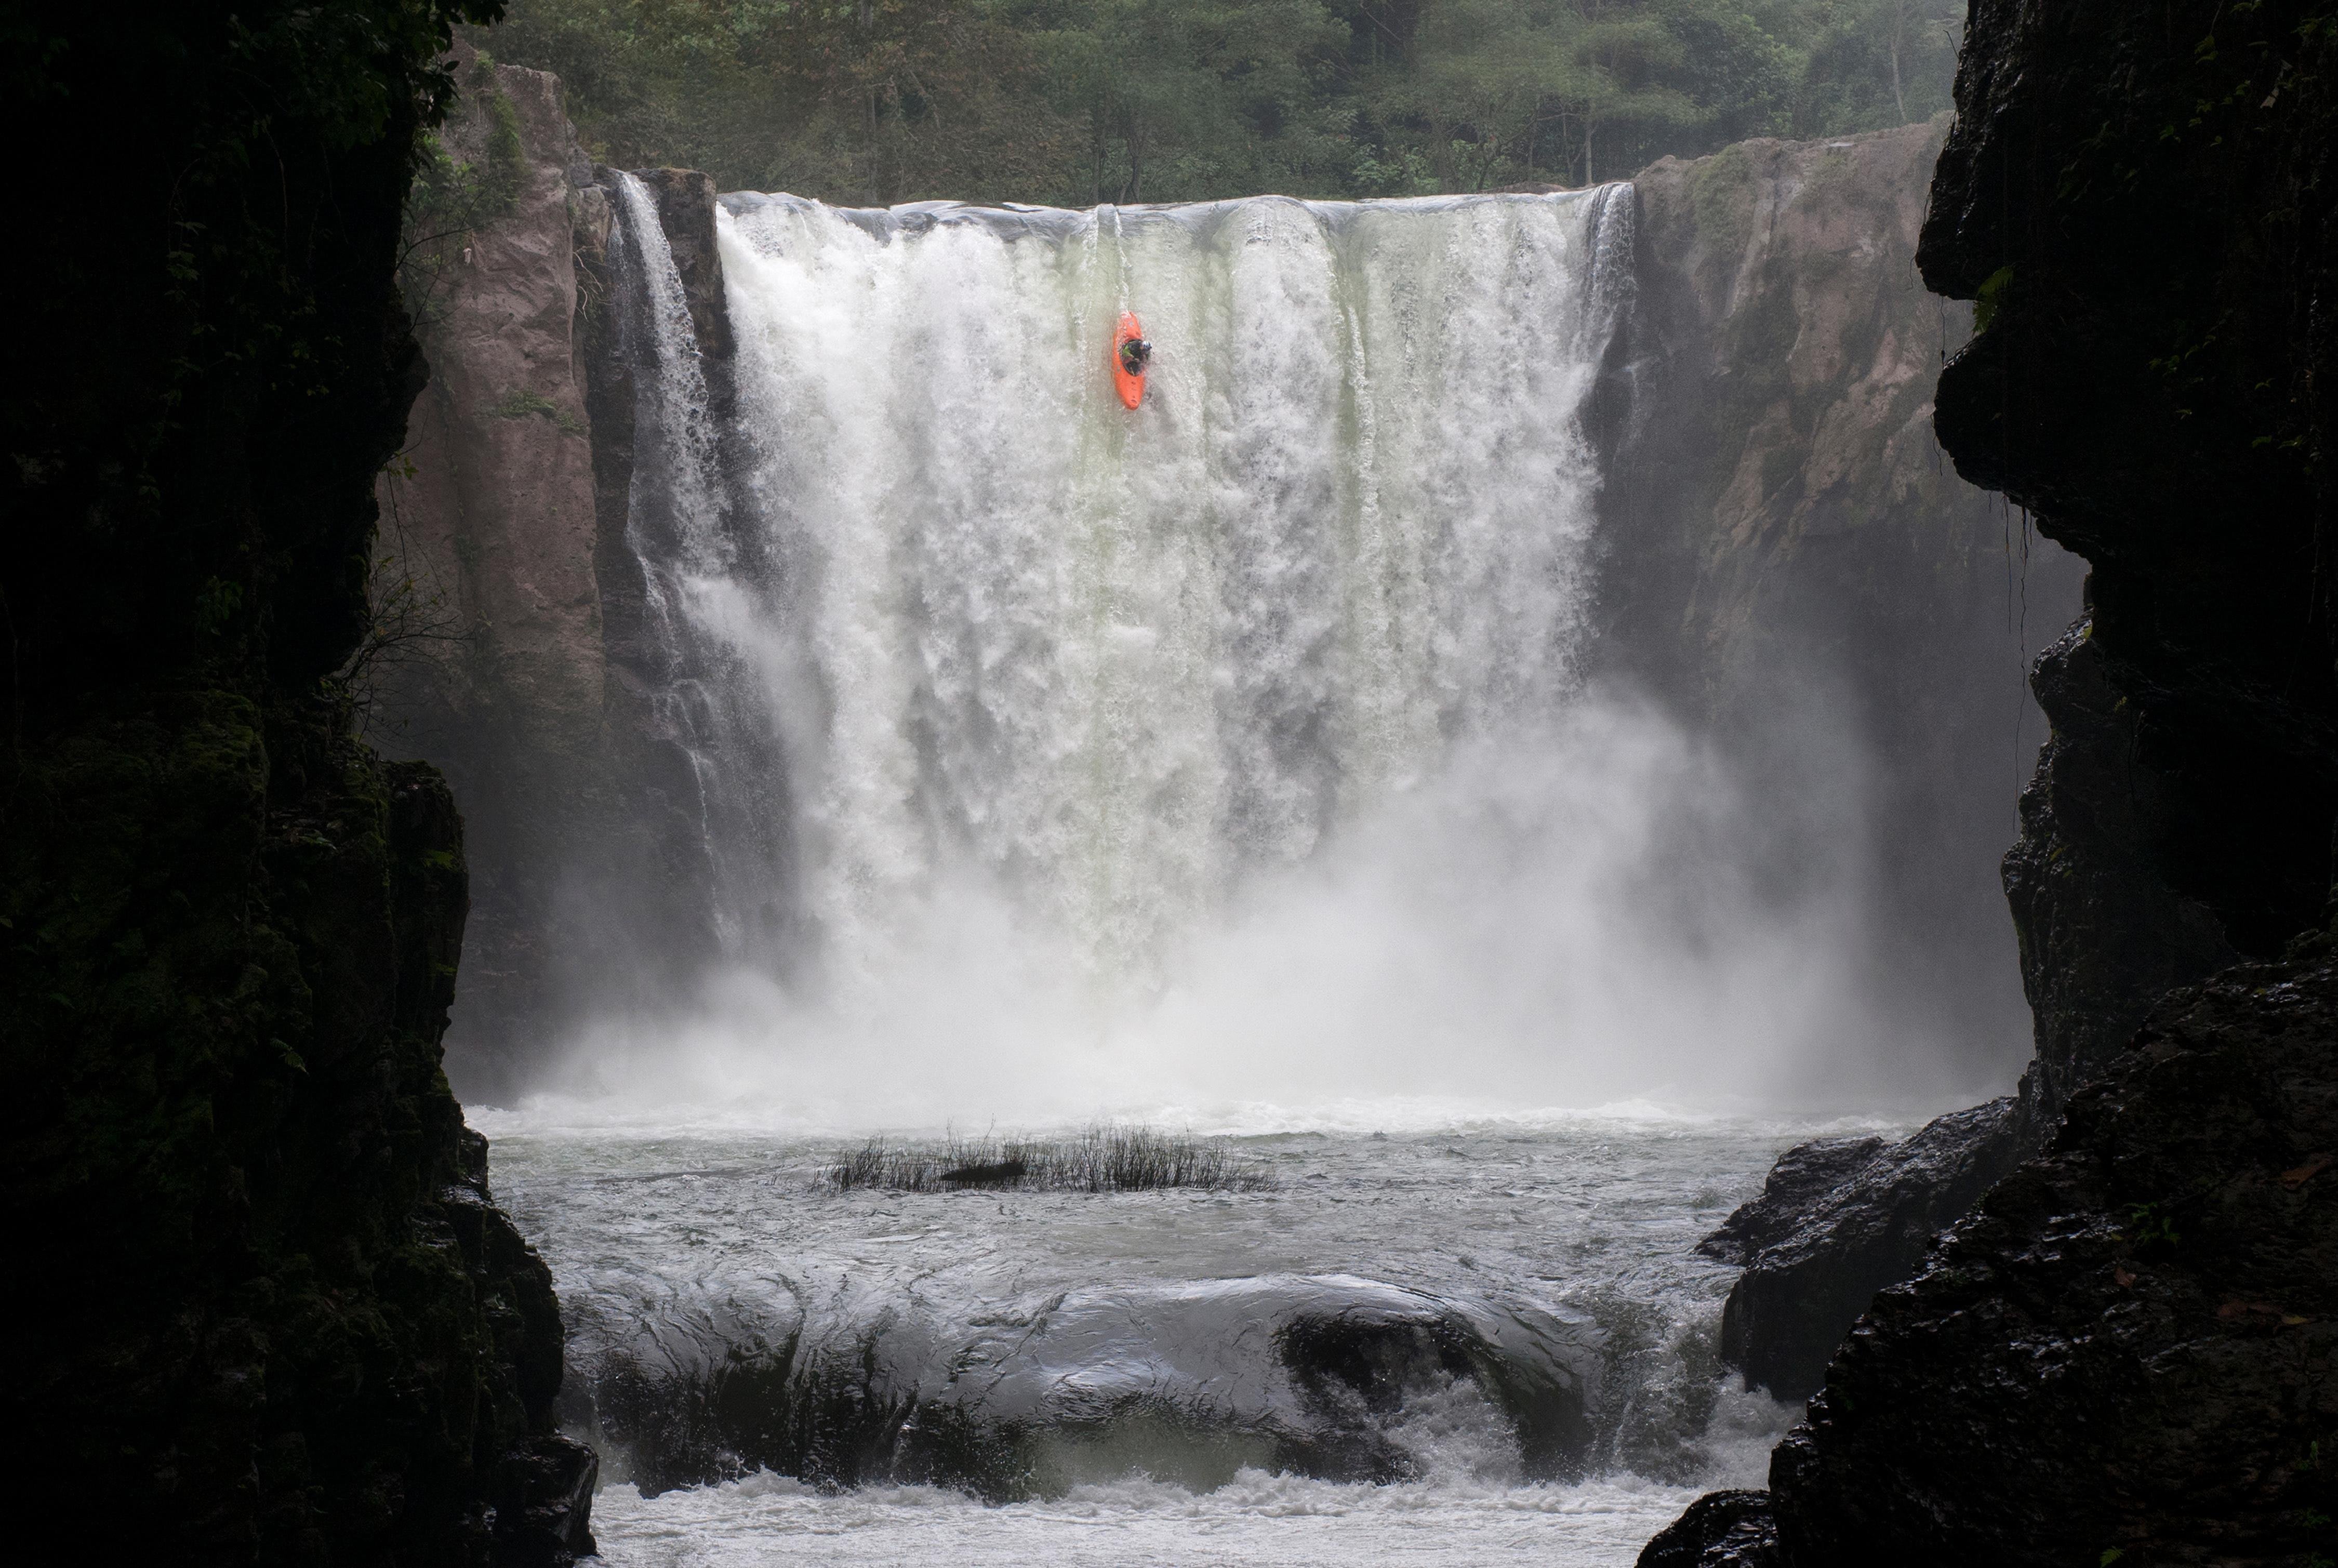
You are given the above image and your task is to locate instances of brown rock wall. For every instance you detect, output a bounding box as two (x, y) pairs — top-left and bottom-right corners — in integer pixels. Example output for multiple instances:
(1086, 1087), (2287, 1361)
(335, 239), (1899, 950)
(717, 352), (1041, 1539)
(1619, 123), (2052, 699)
(1609, 121), (2090, 1417)
(375, 50), (619, 1095)
(375, 61), (729, 1100)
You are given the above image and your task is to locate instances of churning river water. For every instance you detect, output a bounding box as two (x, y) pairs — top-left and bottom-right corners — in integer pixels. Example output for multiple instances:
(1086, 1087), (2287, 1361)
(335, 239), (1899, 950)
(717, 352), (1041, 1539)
(474, 1108), (1896, 1565)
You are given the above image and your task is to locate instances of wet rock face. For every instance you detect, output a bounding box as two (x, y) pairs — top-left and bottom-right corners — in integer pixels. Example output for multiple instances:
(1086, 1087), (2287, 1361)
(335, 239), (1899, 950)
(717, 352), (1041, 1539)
(632, 167), (735, 367)
(1699, 1100), (2024, 1401)
(1921, 0), (2338, 964)
(1695, 1138), (1886, 1268)
(373, 76), (745, 1101)
(1636, 1489), (1779, 1567)
(376, 48), (625, 1100)
(1771, 964), (2338, 1566)
(2001, 621), (2241, 1132)
(0, 7), (586, 1562)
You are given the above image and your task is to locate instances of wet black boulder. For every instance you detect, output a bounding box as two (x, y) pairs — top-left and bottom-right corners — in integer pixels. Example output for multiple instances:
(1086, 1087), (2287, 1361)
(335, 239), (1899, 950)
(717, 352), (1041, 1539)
(1770, 962), (2338, 1564)
(1635, 1489), (1779, 1567)
(1702, 1099), (2025, 1401)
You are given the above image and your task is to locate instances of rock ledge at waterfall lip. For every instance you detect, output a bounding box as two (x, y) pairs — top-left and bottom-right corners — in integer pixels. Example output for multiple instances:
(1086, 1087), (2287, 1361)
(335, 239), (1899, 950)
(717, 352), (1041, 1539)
(714, 184), (1620, 244)
(563, 1271), (1602, 1497)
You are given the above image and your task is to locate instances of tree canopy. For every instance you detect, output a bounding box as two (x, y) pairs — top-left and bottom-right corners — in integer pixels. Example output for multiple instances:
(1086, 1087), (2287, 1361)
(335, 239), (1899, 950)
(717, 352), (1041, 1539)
(475, 0), (1962, 204)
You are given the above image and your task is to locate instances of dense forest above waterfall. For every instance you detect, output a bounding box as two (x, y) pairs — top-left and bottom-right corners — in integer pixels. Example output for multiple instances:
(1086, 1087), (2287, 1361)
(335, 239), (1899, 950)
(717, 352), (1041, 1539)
(471, 0), (1959, 204)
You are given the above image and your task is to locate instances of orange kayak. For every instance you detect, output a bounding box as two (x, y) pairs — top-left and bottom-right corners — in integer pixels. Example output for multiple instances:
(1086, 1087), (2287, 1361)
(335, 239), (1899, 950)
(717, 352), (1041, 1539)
(1112, 311), (1148, 409)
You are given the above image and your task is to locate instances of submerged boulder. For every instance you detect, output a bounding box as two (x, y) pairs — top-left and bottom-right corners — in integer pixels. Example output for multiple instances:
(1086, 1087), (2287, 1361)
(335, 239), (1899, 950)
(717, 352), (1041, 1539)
(562, 1271), (1600, 1499)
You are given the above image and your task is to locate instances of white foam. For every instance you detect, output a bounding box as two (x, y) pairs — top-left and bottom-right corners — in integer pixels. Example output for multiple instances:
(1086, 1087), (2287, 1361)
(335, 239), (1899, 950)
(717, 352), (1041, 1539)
(588, 1466), (1735, 1566)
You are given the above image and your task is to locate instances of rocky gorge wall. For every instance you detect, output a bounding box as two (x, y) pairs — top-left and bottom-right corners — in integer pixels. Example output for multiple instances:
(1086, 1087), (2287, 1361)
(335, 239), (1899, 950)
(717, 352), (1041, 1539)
(1, 7), (590, 1563)
(1644, 1), (2338, 1562)
(1601, 122), (2097, 1409)
(377, 51), (736, 1101)
(1602, 119), (2087, 1097)
(376, 49), (615, 1093)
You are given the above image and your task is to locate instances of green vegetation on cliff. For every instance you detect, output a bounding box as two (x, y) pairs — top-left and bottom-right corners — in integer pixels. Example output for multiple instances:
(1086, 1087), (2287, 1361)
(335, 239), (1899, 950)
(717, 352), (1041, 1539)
(475, 0), (1963, 203)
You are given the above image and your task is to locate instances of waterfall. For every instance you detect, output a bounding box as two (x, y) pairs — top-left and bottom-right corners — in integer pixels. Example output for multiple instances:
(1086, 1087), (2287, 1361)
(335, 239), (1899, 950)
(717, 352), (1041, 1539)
(584, 182), (1885, 1119)
(640, 189), (1635, 1006)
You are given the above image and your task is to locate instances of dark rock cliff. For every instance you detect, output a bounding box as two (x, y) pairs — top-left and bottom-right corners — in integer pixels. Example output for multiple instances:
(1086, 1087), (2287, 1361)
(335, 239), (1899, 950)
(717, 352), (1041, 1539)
(1643, 0), (2338, 1561)
(1, 6), (589, 1561)
(1771, 962), (2338, 1565)
(1925, 10), (2338, 956)
(2000, 619), (2244, 1135)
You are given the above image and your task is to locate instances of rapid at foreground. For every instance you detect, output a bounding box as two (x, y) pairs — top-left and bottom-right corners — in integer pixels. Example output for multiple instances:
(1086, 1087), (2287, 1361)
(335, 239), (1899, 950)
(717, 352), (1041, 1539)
(474, 1109), (1841, 1563)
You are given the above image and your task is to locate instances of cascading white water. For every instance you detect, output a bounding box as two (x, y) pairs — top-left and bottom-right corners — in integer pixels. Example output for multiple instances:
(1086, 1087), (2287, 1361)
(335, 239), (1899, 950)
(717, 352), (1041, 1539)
(688, 189), (1630, 999)
(576, 179), (1921, 1125)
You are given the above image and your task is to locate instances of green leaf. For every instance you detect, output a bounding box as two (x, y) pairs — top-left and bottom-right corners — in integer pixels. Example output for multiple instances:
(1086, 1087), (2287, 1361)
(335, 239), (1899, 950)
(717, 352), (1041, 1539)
(1974, 265), (2015, 334)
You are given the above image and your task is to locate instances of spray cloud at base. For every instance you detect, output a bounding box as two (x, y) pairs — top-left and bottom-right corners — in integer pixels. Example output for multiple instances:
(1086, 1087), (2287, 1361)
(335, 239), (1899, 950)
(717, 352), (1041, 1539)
(540, 689), (1933, 1132)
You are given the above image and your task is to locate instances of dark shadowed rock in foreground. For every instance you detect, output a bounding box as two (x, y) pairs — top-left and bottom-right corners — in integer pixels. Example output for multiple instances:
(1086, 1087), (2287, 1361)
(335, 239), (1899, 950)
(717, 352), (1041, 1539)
(1772, 963), (2338, 1564)
(0, 5), (589, 1561)
(1701, 1099), (2024, 1401)
(1636, 1489), (1779, 1567)
(1645, 0), (2338, 1559)
(2000, 619), (2243, 1139)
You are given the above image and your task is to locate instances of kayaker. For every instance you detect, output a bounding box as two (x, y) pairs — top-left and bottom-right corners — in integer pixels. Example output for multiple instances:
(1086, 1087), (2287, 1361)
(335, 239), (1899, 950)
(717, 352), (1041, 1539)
(1119, 335), (1153, 376)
